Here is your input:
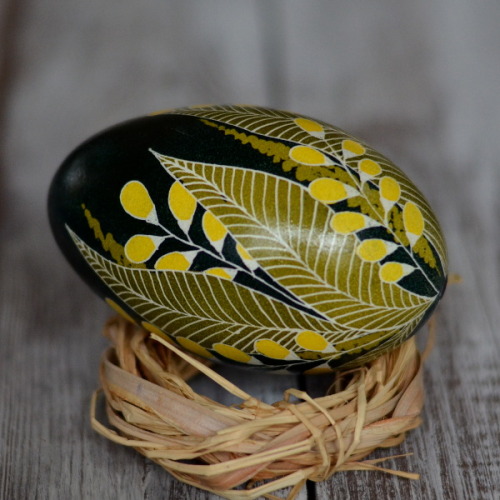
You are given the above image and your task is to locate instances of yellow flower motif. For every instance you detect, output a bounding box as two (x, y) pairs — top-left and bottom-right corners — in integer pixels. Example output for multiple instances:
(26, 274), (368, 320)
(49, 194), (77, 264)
(380, 262), (401, 282)
(342, 139), (365, 159)
(309, 178), (357, 204)
(169, 181), (197, 232)
(379, 262), (414, 283)
(380, 176), (401, 202)
(330, 212), (377, 234)
(379, 176), (402, 219)
(359, 159), (382, 178)
(289, 145), (332, 166)
(356, 239), (391, 262)
(202, 211), (227, 252)
(213, 344), (251, 363)
(294, 117), (325, 139)
(255, 339), (290, 359)
(155, 251), (194, 271)
(124, 235), (164, 263)
(295, 331), (329, 351)
(120, 181), (158, 223)
(403, 201), (425, 246)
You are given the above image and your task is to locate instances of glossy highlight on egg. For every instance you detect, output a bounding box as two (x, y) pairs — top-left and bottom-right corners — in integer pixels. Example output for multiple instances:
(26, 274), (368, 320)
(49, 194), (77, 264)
(48, 105), (447, 372)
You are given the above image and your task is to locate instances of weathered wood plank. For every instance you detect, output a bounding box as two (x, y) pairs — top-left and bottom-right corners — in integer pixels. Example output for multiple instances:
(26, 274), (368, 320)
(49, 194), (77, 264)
(291, 2), (500, 497)
(0, 1), (306, 498)
(273, 2), (500, 498)
(1, 1), (499, 499)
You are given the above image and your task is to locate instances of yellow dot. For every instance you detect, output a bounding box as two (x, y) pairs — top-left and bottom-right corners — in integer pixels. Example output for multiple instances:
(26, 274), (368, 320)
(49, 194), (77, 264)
(309, 178), (348, 203)
(105, 298), (136, 324)
(342, 140), (366, 157)
(294, 118), (324, 134)
(356, 239), (388, 262)
(356, 239), (389, 262)
(295, 331), (329, 351)
(155, 252), (191, 271)
(254, 339), (290, 359)
(236, 243), (253, 261)
(289, 145), (329, 165)
(213, 344), (251, 363)
(331, 212), (366, 234)
(124, 235), (159, 263)
(359, 159), (382, 177)
(120, 181), (155, 220)
(168, 181), (197, 221)
(379, 262), (405, 282)
(202, 211), (227, 242)
(380, 176), (401, 202)
(205, 268), (233, 280)
(177, 337), (212, 359)
(403, 202), (425, 236)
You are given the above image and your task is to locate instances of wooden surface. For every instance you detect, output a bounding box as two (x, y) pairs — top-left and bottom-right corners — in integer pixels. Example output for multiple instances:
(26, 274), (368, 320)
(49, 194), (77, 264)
(1, 2), (499, 499)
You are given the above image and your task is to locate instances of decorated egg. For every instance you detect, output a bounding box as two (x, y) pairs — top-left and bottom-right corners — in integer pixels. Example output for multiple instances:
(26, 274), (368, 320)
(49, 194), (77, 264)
(48, 105), (447, 372)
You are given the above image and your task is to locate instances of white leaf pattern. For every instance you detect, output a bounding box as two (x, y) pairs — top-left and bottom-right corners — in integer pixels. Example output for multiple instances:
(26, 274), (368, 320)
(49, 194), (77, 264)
(151, 152), (432, 333)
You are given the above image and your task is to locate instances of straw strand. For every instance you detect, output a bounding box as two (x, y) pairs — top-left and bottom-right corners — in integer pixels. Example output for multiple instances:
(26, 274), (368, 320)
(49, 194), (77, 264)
(91, 316), (429, 499)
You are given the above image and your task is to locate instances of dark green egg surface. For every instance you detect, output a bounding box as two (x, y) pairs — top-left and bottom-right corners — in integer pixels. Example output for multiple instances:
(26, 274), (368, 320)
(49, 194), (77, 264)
(48, 105), (447, 372)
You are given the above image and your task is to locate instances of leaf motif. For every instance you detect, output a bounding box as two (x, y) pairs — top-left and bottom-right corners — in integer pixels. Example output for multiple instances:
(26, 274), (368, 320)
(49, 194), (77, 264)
(199, 118), (358, 186)
(180, 104), (329, 140)
(151, 152), (433, 329)
(192, 114), (444, 284)
(175, 105), (351, 157)
(174, 105), (447, 275)
(67, 228), (352, 352)
(118, 176), (324, 316)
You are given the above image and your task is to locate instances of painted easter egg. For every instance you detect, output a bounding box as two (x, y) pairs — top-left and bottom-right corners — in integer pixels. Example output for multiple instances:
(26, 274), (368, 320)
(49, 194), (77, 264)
(48, 105), (447, 372)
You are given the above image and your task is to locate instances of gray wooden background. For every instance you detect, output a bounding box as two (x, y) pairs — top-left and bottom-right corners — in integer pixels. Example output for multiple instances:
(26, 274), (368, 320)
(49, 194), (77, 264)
(1, 1), (499, 499)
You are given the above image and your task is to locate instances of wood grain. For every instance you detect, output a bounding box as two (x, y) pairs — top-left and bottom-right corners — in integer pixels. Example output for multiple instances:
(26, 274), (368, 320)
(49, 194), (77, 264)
(1, 1), (499, 499)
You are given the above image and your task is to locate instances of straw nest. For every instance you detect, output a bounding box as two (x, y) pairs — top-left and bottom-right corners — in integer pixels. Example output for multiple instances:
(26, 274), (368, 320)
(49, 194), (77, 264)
(91, 316), (432, 500)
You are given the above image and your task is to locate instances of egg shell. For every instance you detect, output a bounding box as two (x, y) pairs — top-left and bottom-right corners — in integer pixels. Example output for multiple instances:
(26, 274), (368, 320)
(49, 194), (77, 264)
(48, 105), (447, 373)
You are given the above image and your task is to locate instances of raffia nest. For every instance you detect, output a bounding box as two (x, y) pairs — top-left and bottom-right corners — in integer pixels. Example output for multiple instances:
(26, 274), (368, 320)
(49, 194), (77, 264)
(91, 315), (433, 500)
